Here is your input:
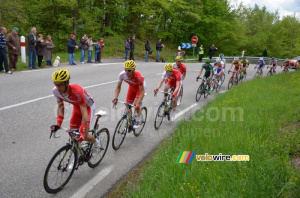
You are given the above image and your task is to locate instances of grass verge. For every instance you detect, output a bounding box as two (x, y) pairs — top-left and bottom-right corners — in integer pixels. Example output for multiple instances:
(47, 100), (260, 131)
(108, 72), (300, 197)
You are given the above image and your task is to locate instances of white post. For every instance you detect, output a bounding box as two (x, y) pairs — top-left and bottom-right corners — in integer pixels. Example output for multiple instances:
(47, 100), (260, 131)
(242, 50), (244, 57)
(178, 46), (181, 56)
(20, 36), (26, 63)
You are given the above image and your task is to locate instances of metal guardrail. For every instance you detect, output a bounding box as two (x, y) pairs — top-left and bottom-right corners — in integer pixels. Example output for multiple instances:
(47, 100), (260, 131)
(184, 57), (287, 65)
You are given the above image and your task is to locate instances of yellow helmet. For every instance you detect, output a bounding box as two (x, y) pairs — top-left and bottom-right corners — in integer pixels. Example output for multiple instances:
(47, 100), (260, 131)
(52, 69), (70, 82)
(175, 56), (183, 61)
(124, 60), (136, 69)
(164, 63), (174, 71)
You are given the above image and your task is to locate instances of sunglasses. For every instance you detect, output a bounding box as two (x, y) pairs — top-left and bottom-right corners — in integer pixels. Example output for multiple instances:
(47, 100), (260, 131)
(176, 60), (181, 62)
(125, 69), (133, 72)
(166, 70), (173, 73)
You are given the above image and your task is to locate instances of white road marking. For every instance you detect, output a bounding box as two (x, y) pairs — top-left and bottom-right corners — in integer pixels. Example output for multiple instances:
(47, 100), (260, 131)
(70, 165), (113, 198)
(219, 90), (228, 93)
(0, 80), (118, 111)
(175, 103), (198, 120)
(92, 63), (122, 66)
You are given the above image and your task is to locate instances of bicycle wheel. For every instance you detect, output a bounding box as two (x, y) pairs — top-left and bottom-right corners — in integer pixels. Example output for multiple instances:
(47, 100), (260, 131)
(234, 76), (238, 85)
(177, 86), (183, 106)
(88, 128), (110, 168)
(228, 77), (234, 90)
(112, 117), (128, 150)
(134, 107), (147, 136)
(242, 73), (247, 81)
(216, 81), (221, 92)
(267, 71), (272, 76)
(44, 145), (77, 194)
(154, 104), (165, 130)
(204, 83), (209, 98)
(195, 84), (203, 102)
(221, 73), (225, 84)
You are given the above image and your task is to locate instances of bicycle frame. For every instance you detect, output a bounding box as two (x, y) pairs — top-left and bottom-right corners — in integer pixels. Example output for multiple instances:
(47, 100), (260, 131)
(113, 101), (136, 127)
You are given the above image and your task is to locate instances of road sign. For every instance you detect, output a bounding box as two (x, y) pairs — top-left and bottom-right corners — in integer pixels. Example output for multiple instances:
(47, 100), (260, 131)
(191, 36), (198, 44)
(181, 43), (191, 49)
(192, 43), (197, 47)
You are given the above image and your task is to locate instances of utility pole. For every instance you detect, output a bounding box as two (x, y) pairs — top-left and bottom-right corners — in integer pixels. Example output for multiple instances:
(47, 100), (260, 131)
(289, 29), (295, 58)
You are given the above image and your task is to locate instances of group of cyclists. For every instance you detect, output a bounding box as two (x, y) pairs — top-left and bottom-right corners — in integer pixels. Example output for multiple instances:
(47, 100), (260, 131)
(49, 54), (300, 148)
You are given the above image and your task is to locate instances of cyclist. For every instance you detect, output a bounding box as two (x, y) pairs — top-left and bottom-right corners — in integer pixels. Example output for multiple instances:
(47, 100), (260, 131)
(154, 63), (182, 121)
(228, 57), (241, 82)
(212, 58), (223, 88)
(112, 60), (145, 129)
(172, 56), (186, 105)
(297, 58), (300, 70)
(240, 56), (249, 75)
(281, 58), (290, 73)
(268, 57), (278, 73)
(254, 57), (265, 76)
(50, 69), (101, 148)
(196, 58), (213, 94)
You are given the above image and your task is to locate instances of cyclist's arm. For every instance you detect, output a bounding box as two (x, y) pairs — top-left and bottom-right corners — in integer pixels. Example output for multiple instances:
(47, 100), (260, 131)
(136, 85), (145, 105)
(198, 69), (203, 77)
(182, 72), (186, 80)
(79, 104), (89, 125)
(57, 100), (64, 116)
(114, 81), (122, 99)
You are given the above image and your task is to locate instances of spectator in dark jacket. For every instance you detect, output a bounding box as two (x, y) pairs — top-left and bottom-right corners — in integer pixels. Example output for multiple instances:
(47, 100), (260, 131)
(156, 38), (164, 62)
(45, 35), (55, 66)
(36, 34), (47, 68)
(145, 40), (151, 62)
(79, 34), (88, 63)
(129, 35), (135, 61)
(125, 38), (130, 61)
(0, 27), (12, 74)
(27, 27), (38, 69)
(209, 44), (218, 60)
(6, 27), (20, 71)
(67, 34), (78, 65)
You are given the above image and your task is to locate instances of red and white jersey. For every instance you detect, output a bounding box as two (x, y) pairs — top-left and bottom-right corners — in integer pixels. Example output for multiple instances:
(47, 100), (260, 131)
(118, 70), (144, 88)
(162, 69), (182, 82)
(53, 84), (94, 108)
(172, 62), (187, 75)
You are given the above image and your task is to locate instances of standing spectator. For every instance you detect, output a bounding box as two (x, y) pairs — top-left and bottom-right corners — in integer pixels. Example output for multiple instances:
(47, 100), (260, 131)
(6, 27), (20, 71)
(67, 34), (78, 65)
(209, 44), (218, 60)
(86, 36), (94, 63)
(45, 35), (55, 66)
(125, 38), (130, 61)
(145, 40), (151, 62)
(156, 38), (164, 62)
(129, 35), (135, 61)
(198, 44), (204, 62)
(36, 34), (47, 68)
(27, 27), (38, 69)
(0, 27), (12, 74)
(79, 34), (88, 63)
(94, 41), (100, 62)
(98, 38), (105, 63)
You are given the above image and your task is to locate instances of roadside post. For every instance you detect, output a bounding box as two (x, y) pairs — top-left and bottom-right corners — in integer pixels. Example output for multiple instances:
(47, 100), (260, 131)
(20, 36), (26, 63)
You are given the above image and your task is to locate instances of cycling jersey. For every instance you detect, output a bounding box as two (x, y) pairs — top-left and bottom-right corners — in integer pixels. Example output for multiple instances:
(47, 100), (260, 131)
(269, 59), (277, 66)
(201, 64), (213, 78)
(162, 69), (182, 95)
(257, 61), (265, 69)
(172, 62), (187, 76)
(241, 59), (249, 67)
(221, 58), (226, 65)
(214, 62), (224, 74)
(118, 70), (145, 103)
(232, 61), (241, 71)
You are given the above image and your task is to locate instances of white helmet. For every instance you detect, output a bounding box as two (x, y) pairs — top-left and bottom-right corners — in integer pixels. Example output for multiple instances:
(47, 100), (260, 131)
(285, 58), (289, 62)
(259, 57), (264, 61)
(234, 57), (239, 61)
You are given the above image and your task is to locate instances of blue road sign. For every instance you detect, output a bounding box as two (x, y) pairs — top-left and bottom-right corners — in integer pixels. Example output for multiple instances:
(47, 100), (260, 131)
(181, 43), (192, 49)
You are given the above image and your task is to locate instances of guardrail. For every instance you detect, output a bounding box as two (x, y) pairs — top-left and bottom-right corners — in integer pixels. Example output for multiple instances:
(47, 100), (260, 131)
(184, 57), (287, 65)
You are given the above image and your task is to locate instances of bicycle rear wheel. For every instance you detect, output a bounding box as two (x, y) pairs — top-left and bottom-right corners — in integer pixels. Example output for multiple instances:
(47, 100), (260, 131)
(267, 71), (272, 76)
(134, 107), (147, 136)
(88, 128), (110, 168)
(112, 117), (128, 150)
(242, 73), (247, 81)
(204, 83), (209, 98)
(221, 73), (225, 84)
(154, 104), (165, 130)
(195, 84), (203, 102)
(216, 81), (221, 92)
(44, 145), (77, 194)
(228, 77), (234, 90)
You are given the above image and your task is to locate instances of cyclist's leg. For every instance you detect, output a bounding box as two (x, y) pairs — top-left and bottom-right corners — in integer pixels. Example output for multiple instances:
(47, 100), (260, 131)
(133, 89), (141, 117)
(126, 85), (138, 116)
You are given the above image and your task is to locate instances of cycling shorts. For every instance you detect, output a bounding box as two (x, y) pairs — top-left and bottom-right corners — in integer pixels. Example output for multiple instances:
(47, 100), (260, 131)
(70, 104), (95, 136)
(204, 72), (211, 79)
(166, 79), (182, 96)
(216, 68), (222, 74)
(258, 65), (264, 69)
(234, 67), (239, 71)
(126, 85), (141, 104)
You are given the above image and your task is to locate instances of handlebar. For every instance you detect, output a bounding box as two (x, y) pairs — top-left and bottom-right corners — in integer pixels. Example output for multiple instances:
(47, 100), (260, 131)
(49, 126), (69, 139)
(154, 90), (172, 97)
(112, 100), (135, 109)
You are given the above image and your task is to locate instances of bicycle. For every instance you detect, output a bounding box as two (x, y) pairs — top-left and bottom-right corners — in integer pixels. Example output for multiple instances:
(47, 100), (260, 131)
(221, 72), (225, 85)
(177, 85), (183, 106)
(266, 66), (276, 76)
(227, 71), (238, 90)
(195, 77), (209, 102)
(154, 90), (174, 130)
(43, 110), (110, 194)
(210, 74), (221, 92)
(239, 70), (247, 82)
(254, 67), (263, 78)
(112, 101), (147, 150)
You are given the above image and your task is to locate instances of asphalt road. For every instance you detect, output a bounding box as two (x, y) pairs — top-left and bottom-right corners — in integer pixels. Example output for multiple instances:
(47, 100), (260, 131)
(0, 60), (287, 198)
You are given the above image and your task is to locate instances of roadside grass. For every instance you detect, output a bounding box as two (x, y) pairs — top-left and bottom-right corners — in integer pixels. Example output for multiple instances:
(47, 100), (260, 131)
(109, 72), (300, 197)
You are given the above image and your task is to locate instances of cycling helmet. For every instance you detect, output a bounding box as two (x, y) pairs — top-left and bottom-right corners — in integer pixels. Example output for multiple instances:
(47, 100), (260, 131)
(234, 57), (239, 61)
(219, 53), (224, 58)
(259, 57), (264, 61)
(175, 56), (183, 61)
(165, 63), (174, 71)
(285, 58), (289, 62)
(272, 57), (275, 59)
(124, 60), (136, 69)
(205, 59), (210, 63)
(242, 56), (246, 59)
(52, 69), (70, 83)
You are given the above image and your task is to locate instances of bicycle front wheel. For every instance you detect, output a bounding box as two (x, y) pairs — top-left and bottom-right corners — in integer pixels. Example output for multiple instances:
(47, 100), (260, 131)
(134, 107), (147, 136)
(195, 84), (203, 102)
(154, 104), (165, 130)
(43, 145), (77, 194)
(112, 117), (128, 150)
(88, 128), (110, 168)
(204, 83), (209, 98)
(222, 73), (225, 84)
(267, 71), (272, 76)
(228, 77), (234, 90)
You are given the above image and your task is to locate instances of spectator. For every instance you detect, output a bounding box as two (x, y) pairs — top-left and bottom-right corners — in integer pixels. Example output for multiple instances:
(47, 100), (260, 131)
(67, 34), (78, 65)
(0, 27), (12, 74)
(86, 36), (94, 63)
(129, 35), (135, 61)
(209, 44), (218, 60)
(27, 27), (38, 69)
(36, 34), (47, 68)
(156, 38), (164, 62)
(45, 35), (55, 66)
(198, 44), (204, 62)
(125, 38), (130, 61)
(6, 27), (20, 71)
(94, 41), (100, 62)
(98, 38), (105, 63)
(79, 34), (88, 63)
(145, 40), (151, 62)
